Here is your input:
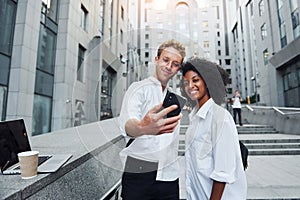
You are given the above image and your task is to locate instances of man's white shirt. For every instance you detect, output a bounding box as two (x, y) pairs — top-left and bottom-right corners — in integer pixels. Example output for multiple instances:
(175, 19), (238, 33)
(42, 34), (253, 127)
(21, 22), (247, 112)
(118, 76), (180, 181)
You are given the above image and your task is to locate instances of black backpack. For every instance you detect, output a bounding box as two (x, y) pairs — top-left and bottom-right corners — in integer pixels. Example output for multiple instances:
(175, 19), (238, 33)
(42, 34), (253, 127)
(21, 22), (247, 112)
(239, 141), (249, 170)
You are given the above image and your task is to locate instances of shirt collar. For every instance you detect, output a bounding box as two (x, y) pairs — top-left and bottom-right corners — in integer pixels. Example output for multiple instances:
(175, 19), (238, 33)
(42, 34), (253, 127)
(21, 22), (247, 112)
(194, 98), (214, 119)
(148, 76), (170, 93)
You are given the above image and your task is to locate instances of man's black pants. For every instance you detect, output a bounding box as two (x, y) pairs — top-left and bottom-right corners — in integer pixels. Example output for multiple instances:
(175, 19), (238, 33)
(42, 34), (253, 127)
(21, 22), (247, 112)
(233, 108), (242, 125)
(121, 156), (179, 200)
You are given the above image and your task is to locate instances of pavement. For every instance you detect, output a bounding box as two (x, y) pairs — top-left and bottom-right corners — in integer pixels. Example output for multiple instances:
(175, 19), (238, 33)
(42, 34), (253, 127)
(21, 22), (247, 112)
(179, 126), (300, 200)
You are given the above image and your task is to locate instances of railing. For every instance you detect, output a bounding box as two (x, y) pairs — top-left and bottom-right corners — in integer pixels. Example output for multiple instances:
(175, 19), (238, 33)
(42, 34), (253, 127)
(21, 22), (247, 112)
(246, 105), (300, 115)
(100, 179), (122, 200)
(243, 104), (300, 135)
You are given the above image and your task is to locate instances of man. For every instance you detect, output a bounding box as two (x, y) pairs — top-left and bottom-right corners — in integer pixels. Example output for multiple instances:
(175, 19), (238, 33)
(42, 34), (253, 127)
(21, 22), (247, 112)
(118, 39), (186, 200)
(232, 89), (243, 126)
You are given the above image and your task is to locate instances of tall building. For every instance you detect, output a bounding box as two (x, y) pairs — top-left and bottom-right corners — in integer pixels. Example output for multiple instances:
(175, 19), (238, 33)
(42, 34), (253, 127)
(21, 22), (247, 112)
(0, 0), (141, 135)
(142, 0), (232, 96)
(228, 0), (300, 107)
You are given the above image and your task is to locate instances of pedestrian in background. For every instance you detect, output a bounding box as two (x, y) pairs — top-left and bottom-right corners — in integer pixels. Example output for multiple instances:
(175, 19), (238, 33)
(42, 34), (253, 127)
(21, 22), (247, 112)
(181, 57), (247, 200)
(232, 89), (243, 126)
(118, 39), (186, 200)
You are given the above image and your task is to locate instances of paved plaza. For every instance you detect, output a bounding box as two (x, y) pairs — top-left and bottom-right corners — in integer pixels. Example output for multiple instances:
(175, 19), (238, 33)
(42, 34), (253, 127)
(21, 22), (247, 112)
(179, 128), (300, 200)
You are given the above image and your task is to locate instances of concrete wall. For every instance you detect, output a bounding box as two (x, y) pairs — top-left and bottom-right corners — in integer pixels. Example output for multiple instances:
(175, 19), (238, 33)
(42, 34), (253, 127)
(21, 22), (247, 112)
(242, 106), (300, 135)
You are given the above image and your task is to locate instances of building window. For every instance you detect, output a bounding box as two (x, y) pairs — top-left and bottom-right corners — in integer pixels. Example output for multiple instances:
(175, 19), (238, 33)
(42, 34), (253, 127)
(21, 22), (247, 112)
(32, 94), (52, 135)
(145, 34), (149, 40)
(290, 0), (298, 31)
(36, 25), (56, 74)
(203, 31), (209, 38)
(275, 1), (287, 47)
(74, 100), (85, 126)
(203, 41), (209, 48)
(121, 6), (124, 20)
(0, 86), (7, 121)
(77, 44), (85, 82)
(33, 16), (57, 135)
(263, 49), (269, 65)
(145, 43), (149, 48)
(41, 0), (59, 22)
(259, 0), (264, 16)
(176, 3), (189, 36)
(203, 21), (209, 28)
(145, 52), (149, 58)
(81, 4), (88, 31)
(101, 67), (115, 120)
(225, 59), (231, 65)
(120, 29), (123, 44)
(279, 23), (287, 47)
(261, 23), (267, 40)
(0, 0), (16, 55)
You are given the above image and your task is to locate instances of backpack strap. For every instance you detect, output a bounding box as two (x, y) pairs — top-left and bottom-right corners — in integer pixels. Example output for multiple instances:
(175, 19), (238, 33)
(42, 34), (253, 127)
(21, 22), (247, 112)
(126, 138), (135, 147)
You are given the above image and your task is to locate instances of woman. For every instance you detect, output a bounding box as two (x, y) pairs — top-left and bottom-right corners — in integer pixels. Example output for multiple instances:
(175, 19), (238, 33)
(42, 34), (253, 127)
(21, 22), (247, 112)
(181, 57), (247, 200)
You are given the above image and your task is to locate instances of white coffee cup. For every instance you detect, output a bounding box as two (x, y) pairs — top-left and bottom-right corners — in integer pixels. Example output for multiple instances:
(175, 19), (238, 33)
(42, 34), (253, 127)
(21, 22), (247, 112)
(18, 151), (39, 179)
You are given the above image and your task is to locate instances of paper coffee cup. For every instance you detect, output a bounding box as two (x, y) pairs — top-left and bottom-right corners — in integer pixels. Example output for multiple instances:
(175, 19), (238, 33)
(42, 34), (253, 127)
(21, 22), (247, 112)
(18, 151), (39, 179)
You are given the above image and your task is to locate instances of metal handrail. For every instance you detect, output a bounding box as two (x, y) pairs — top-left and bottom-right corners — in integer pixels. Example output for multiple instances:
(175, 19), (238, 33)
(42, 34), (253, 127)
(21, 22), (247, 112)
(100, 179), (121, 200)
(244, 104), (300, 115)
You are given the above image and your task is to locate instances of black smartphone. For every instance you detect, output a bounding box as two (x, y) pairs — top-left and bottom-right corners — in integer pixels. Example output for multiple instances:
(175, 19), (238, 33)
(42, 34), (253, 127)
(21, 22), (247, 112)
(162, 91), (187, 118)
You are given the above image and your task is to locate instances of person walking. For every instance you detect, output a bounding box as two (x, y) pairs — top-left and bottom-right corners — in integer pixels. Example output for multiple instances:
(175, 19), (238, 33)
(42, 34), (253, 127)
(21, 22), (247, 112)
(118, 39), (186, 200)
(181, 57), (247, 200)
(232, 89), (243, 126)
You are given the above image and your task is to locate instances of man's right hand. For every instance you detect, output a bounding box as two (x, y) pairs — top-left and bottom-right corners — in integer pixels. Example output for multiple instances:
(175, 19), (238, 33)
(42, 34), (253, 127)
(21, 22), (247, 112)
(125, 103), (182, 137)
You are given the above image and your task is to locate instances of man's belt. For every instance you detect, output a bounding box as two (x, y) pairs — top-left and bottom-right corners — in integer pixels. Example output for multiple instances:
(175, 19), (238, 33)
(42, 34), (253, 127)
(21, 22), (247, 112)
(124, 156), (158, 173)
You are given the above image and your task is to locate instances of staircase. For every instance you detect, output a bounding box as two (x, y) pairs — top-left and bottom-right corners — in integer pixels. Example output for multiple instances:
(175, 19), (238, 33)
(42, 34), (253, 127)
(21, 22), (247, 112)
(179, 124), (300, 156)
(178, 125), (188, 156)
(238, 124), (300, 156)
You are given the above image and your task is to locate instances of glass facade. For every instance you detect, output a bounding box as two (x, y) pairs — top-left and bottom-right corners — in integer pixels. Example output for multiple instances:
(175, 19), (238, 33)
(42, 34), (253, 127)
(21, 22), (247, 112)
(290, 0), (300, 39)
(32, 0), (59, 135)
(101, 67), (115, 120)
(277, 0), (287, 48)
(77, 44), (85, 82)
(282, 59), (300, 107)
(0, 0), (17, 121)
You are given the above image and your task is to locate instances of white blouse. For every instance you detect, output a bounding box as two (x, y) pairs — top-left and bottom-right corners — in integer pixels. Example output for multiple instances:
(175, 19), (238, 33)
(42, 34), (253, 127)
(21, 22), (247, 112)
(185, 98), (247, 200)
(118, 76), (180, 181)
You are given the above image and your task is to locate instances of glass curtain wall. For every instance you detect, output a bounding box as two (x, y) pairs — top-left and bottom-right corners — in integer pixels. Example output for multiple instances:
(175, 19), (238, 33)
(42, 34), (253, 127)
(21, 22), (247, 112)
(290, 0), (300, 39)
(0, 0), (17, 121)
(32, 0), (59, 135)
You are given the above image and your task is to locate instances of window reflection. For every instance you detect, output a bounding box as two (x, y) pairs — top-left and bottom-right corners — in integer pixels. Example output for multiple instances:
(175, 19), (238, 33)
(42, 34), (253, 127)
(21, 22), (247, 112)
(42, 0), (59, 22)
(101, 67), (115, 120)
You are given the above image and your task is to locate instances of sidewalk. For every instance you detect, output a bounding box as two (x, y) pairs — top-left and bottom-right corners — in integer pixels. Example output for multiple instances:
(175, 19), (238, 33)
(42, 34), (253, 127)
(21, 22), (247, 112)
(179, 153), (300, 199)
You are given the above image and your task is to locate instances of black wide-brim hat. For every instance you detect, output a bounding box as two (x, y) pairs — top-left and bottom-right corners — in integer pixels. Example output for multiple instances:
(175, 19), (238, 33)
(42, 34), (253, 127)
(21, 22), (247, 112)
(183, 57), (226, 105)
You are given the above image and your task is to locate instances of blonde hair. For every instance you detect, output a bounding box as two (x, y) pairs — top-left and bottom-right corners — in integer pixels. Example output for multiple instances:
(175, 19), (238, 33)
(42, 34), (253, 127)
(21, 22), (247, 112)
(157, 39), (186, 61)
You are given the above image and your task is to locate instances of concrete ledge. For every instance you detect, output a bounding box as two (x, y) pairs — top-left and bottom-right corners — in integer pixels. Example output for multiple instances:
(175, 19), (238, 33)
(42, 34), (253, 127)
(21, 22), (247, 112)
(242, 106), (300, 135)
(0, 118), (125, 199)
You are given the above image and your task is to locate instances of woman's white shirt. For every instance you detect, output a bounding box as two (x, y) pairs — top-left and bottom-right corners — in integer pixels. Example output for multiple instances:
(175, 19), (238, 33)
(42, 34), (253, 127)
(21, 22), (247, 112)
(185, 98), (247, 200)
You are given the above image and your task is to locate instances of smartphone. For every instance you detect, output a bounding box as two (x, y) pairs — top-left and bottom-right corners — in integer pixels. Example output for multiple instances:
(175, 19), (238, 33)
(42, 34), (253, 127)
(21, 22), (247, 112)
(162, 91), (187, 118)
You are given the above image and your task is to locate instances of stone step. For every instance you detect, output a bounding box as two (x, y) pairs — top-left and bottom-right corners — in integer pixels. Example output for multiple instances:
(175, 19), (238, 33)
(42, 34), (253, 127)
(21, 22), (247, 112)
(238, 130), (279, 134)
(246, 142), (300, 149)
(249, 148), (300, 155)
(240, 138), (300, 144)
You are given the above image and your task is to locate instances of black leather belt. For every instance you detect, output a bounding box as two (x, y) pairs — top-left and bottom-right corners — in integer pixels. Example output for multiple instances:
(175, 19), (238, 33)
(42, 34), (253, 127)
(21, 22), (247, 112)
(124, 156), (158, 173)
